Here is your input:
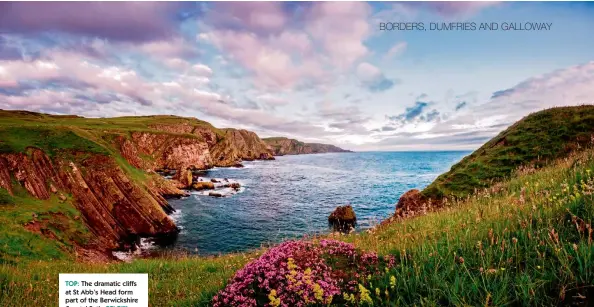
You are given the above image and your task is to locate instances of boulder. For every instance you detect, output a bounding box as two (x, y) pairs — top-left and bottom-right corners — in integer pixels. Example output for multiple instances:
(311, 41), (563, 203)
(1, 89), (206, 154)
(224, 182), (241, 191)
(209, 192), (223, 198)
(395, 189), (427, 219)
(173, 168), (193, 188)
(192, 182), (215, 190)
(328, 205), (356, 232)
(211, 178), (220, 183)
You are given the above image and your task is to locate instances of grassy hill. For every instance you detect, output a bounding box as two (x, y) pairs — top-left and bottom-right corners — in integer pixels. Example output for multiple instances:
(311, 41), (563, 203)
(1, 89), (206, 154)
(423, 105), (594, 199)
(2, 106), (594, 306)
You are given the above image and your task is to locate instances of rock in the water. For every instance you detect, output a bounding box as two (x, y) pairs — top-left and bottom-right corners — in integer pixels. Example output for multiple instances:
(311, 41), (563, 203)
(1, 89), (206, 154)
(192, 182), (215, 190)
(328, 205), (356, 232)
(209, 192), (223, 197)
(224, 182), (241, 191)
(395, 189), (427, 219)
(233, 162), (244, 168)
(173, 168), (193, 188)
(210, 178), (219, 183)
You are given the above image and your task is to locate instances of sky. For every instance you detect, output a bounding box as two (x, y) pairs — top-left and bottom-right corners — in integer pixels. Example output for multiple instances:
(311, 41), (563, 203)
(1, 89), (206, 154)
(1, 2), (594, 151)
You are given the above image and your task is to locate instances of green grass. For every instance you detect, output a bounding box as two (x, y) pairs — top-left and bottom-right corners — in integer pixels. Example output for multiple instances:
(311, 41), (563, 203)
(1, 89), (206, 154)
(0, 252), (261, 307)
(0, 185), (90, 265)
(2, 147), (594, 306)
(338, 148), (594, 306)
(424, 105), (594, 199)
(0, 127), (109, 158)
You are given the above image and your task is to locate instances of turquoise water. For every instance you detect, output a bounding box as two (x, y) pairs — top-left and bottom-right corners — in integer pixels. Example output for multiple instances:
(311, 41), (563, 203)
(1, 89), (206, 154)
(167, 151), (469, 255)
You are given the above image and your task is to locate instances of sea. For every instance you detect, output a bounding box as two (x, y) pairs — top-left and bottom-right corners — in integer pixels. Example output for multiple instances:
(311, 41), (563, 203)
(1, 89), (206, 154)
(156, 151), (470, 256)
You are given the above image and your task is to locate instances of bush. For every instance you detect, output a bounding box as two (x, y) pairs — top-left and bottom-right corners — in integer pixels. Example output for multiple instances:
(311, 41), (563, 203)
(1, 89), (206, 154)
(212, 240), (395, 307)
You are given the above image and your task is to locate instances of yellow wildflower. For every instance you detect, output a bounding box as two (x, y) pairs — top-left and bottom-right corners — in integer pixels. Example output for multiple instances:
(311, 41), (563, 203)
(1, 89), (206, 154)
(389, 275), (396, 289)
(358, 284), (373, 305)
(343, 292), (356, 303)
(313, 283), (324, 301)
(268, 289), (281, 307)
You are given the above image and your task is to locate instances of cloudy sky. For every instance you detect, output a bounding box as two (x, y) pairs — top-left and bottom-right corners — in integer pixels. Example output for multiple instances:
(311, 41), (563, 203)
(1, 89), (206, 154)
(1, 2), (594, 151)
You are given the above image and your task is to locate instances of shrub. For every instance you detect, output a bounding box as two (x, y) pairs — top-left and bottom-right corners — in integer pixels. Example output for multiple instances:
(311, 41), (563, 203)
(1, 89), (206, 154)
(212, 239), (395, 307)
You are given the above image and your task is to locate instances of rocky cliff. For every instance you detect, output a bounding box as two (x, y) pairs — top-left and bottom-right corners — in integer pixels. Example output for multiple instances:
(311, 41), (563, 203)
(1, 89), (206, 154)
(0, 110), (276, 258)
(0, 149), (182, 252)
(262, 137), (350, 156)
(113, 125), (274, 170)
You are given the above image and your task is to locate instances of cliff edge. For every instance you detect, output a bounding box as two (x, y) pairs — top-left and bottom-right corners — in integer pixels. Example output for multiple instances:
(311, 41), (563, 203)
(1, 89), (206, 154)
(0, 110), (275, 261)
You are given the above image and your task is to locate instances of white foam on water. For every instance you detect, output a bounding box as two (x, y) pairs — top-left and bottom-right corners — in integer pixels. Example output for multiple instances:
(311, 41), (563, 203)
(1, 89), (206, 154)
(184, 177), (246, 197)
(169, 209), (183, 230)
(111, 238), (155, 262)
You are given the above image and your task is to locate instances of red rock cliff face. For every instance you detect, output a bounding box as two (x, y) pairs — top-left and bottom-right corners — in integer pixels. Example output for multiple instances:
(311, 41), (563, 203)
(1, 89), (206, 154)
(210, 129), (275, 166)
(0, 149), (179, 250)
(114, 125), (274, 170)
(114, 131), (212, 171)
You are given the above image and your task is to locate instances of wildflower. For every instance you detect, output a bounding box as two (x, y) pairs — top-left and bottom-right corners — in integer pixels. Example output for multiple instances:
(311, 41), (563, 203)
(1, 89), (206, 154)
(536, 265), (542, 270)
(500, 268), (506, 271)
(313, 283), (324, 302)
(268, 289), (281, 307)
(343, 292), (356, 303)
(287, 257), (297, 270)
(512, 237), (518, 244)
(375, 288), (381, 297)
(389, 276), (396, 289)
(358, 284), (373, 305)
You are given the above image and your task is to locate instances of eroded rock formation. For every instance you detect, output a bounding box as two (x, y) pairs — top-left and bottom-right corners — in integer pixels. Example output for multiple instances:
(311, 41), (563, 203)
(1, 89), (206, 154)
(0, 149), (182, 251)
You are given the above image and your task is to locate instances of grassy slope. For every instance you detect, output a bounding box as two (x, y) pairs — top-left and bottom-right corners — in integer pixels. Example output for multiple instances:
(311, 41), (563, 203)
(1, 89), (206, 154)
(424, 105), (594, 199)
(2, 147), (593, 306)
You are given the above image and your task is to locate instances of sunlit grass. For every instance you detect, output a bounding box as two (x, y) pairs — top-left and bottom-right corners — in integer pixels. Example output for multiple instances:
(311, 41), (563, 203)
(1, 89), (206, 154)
(2, 148), (594, 305)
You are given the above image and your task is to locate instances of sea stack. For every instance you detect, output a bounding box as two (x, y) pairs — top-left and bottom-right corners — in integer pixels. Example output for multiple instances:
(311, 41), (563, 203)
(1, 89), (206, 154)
(328, 205), (357, 232)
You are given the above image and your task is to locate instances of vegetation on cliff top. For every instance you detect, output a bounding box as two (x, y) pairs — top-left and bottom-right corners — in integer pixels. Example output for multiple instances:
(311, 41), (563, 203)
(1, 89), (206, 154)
(423, 105), (594, 199)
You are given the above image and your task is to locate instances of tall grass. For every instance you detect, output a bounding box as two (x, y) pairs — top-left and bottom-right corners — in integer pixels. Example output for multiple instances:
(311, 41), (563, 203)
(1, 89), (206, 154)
(2, 149), (594, 306)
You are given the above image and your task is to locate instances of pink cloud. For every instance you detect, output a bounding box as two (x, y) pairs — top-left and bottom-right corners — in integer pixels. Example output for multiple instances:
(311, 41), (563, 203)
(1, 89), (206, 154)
(209, 2), (288, 34)
(305, 2), (372, 68)
(402, 2), (500, 17)
(134, 37), (198, 58)
(386, 42), (407, 58)
(200, 2), (373, 90)
(0, 2), (184, 42)
(203, 30), (325, 89)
